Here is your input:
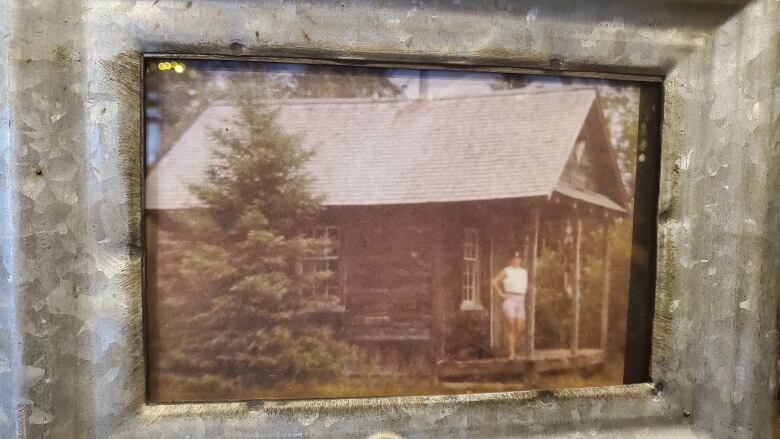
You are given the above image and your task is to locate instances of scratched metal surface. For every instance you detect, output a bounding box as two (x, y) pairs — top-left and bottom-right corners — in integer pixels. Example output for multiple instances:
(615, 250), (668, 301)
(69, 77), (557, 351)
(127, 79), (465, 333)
(0, 0), (778, 438)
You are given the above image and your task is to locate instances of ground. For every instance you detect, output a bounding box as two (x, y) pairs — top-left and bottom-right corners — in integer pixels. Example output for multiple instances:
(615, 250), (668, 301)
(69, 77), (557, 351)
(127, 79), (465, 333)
(152, 356), (624, 402)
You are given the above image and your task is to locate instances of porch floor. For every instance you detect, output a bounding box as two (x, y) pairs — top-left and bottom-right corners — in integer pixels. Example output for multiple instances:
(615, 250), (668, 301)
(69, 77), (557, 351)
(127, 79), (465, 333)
(437, 348), (605, 381)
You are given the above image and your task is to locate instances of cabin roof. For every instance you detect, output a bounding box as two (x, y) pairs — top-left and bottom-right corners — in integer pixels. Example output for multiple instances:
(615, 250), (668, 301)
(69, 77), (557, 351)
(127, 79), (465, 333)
(146, 87), (625, 212)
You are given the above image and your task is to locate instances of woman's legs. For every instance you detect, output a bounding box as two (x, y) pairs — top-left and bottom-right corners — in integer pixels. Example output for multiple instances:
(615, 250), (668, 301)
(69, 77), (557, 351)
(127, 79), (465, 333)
(515, 318), (527, 356)
(502, 296), (527, 359)
(504, 316), (517, 359)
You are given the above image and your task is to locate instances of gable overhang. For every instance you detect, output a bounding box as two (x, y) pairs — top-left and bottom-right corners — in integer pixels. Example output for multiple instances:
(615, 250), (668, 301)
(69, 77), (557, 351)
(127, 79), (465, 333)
(546, 91), (630, 214)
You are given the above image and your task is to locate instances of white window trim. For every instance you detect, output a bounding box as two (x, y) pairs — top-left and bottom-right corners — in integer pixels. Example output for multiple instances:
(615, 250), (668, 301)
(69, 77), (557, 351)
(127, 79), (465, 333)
(302, 225), (342, 300)
(461, 227), (483, 311)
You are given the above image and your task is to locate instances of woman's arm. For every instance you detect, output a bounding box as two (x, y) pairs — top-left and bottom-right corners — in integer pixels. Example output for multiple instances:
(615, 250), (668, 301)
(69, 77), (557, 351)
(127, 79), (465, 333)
(491, 270), (508, 300)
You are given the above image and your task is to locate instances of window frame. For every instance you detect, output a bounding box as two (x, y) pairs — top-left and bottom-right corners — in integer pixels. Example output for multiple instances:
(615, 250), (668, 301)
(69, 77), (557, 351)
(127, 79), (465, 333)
(302, 225), (342, 300)
(461, 227), (483, 311)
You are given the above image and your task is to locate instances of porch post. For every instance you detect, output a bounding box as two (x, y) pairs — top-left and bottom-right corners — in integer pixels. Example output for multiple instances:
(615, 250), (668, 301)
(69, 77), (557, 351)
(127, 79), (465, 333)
(430, 205), (446, 374)
(526, 203), (540, 359)
(489, 231), (496, 349)
(571, 213), (582, 356)
(600, 219), (611, 351)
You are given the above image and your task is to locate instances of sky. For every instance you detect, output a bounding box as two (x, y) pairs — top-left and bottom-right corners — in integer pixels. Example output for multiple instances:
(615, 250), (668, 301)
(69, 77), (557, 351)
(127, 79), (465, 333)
(386, 69), (569, 99)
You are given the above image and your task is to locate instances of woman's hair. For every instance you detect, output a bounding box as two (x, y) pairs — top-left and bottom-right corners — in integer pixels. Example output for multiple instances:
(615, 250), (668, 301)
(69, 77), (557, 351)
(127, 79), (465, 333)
(508, 251), (523, 265)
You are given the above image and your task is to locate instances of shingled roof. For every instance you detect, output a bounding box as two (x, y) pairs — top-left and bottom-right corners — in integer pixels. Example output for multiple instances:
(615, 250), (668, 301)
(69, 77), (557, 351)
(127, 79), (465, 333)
(146, 87), (625, 211)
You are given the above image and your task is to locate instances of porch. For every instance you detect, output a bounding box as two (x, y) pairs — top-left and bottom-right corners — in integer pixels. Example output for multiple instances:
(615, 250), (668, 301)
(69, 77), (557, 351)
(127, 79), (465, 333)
(435, 191), (622, 382)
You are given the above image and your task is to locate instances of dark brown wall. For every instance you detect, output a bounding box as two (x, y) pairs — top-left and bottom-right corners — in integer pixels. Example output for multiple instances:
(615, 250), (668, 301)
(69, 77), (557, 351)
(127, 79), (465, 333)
(326, 205), (435, 343)
(327, 199), (538, 365)
(148, 198), (548, 376)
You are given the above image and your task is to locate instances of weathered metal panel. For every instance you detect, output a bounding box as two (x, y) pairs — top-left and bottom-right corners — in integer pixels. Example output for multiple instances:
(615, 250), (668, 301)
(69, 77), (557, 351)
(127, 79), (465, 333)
(0, 1), (16, 438)
(0, 0), (777, 438)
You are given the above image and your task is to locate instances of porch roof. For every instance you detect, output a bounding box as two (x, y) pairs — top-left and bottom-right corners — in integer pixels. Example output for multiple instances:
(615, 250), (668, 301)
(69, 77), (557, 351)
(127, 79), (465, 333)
(147, 87), (625, 211)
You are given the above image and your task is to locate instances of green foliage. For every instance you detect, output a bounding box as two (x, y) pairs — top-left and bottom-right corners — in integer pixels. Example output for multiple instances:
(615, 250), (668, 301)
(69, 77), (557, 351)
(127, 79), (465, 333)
(155, 95), (353, 388)
(535, 246), (573, 349)
(597, 85), (640, 194)
(490, 73), (530, 90)
(147, 61), (403, 168)
(287, 65), (402, 99)
(604, 219), (632, 354)
(534, 219), (632, 355)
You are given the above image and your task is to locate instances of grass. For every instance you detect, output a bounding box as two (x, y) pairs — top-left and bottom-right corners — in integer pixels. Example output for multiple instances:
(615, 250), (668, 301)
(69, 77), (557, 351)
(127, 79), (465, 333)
(151, 357), (625, 403)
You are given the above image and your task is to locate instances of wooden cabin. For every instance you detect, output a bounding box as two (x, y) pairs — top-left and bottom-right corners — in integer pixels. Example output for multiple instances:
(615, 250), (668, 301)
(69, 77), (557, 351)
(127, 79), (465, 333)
(146, 87), (628, 380)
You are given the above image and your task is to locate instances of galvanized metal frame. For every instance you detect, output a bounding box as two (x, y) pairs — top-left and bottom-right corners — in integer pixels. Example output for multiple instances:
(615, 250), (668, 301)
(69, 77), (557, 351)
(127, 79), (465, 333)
(1, 0), (778, 438)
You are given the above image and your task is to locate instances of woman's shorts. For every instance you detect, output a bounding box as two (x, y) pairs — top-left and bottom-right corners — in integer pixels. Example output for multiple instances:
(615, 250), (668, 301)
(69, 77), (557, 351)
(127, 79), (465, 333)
(502, 294), (526, 320)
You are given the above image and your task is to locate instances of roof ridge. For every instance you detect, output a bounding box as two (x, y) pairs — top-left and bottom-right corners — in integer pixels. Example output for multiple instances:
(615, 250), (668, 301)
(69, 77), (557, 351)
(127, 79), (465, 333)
(209, 86), (597, 108)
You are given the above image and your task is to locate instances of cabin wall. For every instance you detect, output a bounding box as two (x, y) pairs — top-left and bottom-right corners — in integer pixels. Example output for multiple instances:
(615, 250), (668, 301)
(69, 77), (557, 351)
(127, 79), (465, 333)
(147, 197), (604, 376)
(439, 203), (489, 360)
(325, 205), (437, 376)
(327, 200), (537, 369)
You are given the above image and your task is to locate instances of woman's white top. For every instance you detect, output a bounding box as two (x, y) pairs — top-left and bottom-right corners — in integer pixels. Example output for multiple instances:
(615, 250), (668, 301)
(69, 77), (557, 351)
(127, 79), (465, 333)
(503, 266), (528, 294)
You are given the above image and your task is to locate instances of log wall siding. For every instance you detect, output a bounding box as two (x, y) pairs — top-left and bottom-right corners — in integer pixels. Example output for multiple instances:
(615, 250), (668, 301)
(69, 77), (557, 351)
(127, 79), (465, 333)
(328, 201), (532, 367)
(148, 197), (613, 377)
(326, 205), (435, 342)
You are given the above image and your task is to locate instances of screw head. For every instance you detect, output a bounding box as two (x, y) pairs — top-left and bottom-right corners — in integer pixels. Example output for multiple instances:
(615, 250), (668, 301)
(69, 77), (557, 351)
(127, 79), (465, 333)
(682, 409), (691, 418)
(549, 55), (565, 69)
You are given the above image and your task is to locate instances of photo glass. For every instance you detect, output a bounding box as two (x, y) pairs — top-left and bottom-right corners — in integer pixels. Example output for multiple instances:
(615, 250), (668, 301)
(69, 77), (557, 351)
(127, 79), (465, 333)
(144, 59), (660, 401)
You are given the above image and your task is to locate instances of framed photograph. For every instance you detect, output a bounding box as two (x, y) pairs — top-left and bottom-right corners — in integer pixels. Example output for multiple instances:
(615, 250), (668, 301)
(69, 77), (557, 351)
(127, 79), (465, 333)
(2, 1), (777, 438)
(144, 60), (660, 402)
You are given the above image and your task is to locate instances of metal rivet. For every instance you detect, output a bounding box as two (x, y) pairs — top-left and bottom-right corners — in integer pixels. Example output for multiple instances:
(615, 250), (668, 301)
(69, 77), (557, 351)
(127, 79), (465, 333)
(229, 41), (246, 53)
(682, 409), (691, 418)
(35, 168), (42, 176)
(549, 55), (564, 69)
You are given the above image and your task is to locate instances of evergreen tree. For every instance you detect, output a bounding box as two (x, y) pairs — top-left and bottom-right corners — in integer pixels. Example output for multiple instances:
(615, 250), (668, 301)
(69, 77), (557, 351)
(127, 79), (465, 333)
(287, 65), (403, 99)
(155, 93), (352, 391)
(490, 73), (530, 91)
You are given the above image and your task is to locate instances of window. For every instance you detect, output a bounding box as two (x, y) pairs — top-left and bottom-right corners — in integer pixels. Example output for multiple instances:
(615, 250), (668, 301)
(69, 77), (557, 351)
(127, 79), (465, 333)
(303, 226), (341, 299)
(462, 228), (481, 309)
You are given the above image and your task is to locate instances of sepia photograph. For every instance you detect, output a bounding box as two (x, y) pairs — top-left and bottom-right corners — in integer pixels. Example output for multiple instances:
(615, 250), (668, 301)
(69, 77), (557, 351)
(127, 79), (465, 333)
(144, 60), (651, 401)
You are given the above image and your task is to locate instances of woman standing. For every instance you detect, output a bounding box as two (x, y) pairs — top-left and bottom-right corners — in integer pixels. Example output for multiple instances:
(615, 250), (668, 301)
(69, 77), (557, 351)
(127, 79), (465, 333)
(491, 251), (528, 360)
